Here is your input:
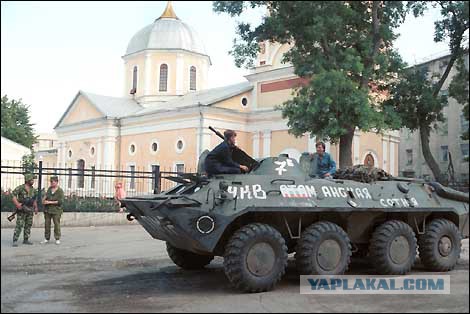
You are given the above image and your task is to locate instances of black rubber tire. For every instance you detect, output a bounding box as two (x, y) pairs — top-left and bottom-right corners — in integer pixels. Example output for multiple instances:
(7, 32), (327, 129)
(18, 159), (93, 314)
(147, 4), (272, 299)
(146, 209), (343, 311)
(418, 219), (462, 271)
(223, 223), (288, 293)
(369, 220), (417, 275)
(166, 242), (214, 270)
(296, 221), (352, 275)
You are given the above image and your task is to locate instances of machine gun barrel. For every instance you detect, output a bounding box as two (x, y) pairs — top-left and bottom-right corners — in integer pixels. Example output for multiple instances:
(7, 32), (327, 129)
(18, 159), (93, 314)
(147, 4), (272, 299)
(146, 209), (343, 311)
(209, 126), (224, 140)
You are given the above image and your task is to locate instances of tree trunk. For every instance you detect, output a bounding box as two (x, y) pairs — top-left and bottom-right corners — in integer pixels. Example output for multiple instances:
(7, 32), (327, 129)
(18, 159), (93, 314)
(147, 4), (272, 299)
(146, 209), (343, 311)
(339, 128), (355, 168)
(419, 126), (444, 184)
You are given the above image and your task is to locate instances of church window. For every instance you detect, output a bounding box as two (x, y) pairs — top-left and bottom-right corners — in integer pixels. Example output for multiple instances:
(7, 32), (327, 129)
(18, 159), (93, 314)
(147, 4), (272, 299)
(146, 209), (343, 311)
(131, 66), (138, 94)
(159, 64), (168, 92)
(190, 66), (196, 91)
(175, 138), (185, 153)
(129, 143), (136, 156)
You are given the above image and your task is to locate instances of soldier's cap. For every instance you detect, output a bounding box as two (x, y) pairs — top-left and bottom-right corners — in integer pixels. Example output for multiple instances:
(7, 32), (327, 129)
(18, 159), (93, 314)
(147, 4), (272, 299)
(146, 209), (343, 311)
(24, 173), (37, 181)
(50, 175), (59, 182)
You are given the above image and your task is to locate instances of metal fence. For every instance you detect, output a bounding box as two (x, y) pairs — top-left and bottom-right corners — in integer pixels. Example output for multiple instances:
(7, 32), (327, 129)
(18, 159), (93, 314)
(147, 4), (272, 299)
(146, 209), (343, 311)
(1, 160), (195, 212)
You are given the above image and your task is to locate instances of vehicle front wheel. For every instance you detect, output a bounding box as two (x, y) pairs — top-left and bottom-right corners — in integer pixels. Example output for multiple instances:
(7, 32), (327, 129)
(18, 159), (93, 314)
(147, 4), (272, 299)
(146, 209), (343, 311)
(223, 223), (288, 293)
(166, 242), (214, 270)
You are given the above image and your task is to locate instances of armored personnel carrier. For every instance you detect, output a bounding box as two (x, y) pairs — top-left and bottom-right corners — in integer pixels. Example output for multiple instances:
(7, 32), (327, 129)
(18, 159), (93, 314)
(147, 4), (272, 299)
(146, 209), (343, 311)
(122, 139), (468, 293)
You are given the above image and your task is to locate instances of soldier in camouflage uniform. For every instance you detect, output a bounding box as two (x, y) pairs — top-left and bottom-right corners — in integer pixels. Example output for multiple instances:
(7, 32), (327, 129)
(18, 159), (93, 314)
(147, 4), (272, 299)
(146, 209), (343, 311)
(41, 176), (65, 245)
(11, 174), (39, 247)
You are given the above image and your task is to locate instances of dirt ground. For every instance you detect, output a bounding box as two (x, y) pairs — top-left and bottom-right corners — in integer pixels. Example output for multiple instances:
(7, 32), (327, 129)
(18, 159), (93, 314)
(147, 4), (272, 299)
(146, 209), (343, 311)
(1, 225), (469, 313)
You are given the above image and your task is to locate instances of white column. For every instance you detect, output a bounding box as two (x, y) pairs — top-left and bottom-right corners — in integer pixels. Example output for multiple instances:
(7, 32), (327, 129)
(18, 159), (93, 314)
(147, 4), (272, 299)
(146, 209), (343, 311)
(144, 53), (152, 96)
(325, 141), (331, 154)
(307, 133), (316, 153)
(252, 132), (260, 158)
(196, 128), (212, 159)
(103, 136), (116, 197)
(96, 138), (103, 193)
(262, 130), (271, 158)
(382, 136), (388, 172)
(353, 133), (360, 165)
(103, 136), (116, 168)
(176, 53), (184, 95)
(200, 58), (209, 90)
(390, 142), (395, 176)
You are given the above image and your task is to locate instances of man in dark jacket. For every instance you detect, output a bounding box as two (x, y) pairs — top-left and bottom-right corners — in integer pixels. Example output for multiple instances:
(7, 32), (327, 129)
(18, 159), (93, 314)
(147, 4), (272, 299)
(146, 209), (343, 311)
(204, 130), (249, 176)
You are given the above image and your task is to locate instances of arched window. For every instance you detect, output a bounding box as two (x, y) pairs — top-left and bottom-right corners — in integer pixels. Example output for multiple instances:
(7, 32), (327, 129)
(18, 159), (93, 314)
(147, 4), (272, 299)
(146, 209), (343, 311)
(131, 66), (138, 94)
(190, 66), (196, 91)
(159, 64), (168, 92)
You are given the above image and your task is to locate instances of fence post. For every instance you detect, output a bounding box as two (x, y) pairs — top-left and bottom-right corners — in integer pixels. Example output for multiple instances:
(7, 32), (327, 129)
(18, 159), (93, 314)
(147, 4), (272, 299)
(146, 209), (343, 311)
(153, 165), (160, 194)
(37, 160), (43, 210)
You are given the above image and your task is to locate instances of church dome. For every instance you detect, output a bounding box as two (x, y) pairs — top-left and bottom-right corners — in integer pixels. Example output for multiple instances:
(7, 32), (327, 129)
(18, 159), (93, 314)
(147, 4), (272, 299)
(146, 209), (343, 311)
(125, 2), (208, 57)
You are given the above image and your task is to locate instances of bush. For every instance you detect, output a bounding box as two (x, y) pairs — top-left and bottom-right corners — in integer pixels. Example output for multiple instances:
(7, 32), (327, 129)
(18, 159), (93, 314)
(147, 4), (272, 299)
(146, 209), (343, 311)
(0, 188), (119, 212)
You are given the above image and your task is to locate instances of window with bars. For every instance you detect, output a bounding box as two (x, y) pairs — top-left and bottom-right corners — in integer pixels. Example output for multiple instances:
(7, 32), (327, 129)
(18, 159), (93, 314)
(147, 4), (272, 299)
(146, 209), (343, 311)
(159, 64), (168, 91)
(440, 146), (448, 162)
(129, 165), (136, 190)
(190, 66), (196, 91)
(406, 149), (413, 165)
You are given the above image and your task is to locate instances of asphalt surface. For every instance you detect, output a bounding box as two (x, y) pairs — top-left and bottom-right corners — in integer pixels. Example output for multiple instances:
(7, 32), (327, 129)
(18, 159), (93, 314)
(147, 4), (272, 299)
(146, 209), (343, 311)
(1, 225), (469, 313)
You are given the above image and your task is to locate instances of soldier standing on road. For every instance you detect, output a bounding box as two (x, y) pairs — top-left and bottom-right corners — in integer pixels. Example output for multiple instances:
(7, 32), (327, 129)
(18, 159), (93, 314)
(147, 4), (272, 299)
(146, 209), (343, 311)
(41, 176), (65, 245)
(11, 173), (39, 247)
(309, 141), (337, 179)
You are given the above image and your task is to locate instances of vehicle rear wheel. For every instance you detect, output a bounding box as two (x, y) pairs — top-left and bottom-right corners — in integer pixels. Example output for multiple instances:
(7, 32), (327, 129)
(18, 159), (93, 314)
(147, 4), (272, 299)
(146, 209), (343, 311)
(369, 220), (417, 275)
(166, 242), (214, 270)
(418, 218), (462, 271)
(223, 223), (288, 293)
(296, 221), (352, 275)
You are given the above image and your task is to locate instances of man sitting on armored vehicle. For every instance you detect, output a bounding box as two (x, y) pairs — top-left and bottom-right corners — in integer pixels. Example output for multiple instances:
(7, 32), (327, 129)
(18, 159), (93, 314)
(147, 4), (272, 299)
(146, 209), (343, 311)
(204, 129), (249, 176)
(309, 141), (336, 178)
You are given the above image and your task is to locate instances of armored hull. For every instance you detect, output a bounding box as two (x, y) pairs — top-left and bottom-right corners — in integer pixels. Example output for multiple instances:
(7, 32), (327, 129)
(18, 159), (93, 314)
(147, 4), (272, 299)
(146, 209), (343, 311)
(122, 155), (469, 292)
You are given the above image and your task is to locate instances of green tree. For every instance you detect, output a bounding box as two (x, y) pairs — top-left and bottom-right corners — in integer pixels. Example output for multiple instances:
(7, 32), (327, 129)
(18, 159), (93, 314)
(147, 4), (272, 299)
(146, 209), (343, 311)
(383, 1), (469, 182)
(1, 95), (37, 149)
(21, 151), (37, 175)
(213, 1), (417, 167)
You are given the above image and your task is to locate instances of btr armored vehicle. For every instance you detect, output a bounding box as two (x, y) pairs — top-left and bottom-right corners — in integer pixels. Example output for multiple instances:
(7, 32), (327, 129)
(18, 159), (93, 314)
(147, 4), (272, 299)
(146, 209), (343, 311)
(122, 143), (469, 293)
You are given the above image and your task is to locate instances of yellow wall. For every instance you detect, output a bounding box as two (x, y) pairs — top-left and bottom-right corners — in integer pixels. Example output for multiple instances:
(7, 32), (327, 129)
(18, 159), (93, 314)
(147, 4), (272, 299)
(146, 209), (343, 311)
(272, 43), (292, 67)
(124, 51), (209, 97)
(271, 130), (307, 156)
(62, 96), (102, 126)
(359, 132), (383, 167)
(213, 91), (252, 112)
(257, 82), (296, 109)
(119, 128), (198, 172)
(63, 139), (100, 168)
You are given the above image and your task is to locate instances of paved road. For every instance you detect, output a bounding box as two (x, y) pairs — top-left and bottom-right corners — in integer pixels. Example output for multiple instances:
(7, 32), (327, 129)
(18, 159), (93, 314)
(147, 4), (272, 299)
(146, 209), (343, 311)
(1, 225), (469, 313)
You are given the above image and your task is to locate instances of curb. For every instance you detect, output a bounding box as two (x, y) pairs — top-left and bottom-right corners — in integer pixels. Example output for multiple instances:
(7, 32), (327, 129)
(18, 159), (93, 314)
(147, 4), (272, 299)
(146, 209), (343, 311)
(1, 212), (136, 228)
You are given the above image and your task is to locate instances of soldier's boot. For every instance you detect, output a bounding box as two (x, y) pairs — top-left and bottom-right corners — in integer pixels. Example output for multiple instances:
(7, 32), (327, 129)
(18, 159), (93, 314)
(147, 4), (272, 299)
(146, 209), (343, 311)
(12, 241), (18, 247)
(23, 239), (33, 245)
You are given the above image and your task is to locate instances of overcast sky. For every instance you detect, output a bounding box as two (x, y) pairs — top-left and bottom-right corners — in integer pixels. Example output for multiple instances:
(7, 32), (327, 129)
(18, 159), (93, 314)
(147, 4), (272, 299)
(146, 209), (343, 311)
(1, 1), (450, 134)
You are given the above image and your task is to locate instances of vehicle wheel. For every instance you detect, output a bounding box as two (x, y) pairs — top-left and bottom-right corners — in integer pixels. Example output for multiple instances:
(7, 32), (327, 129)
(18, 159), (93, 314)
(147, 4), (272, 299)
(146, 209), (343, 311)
(418, 219), (462, 271)
(369, 220), (417, 275)
(166, 242), (214, 270)
(296, 221), (352, 275)
(223, 223), (288, 293)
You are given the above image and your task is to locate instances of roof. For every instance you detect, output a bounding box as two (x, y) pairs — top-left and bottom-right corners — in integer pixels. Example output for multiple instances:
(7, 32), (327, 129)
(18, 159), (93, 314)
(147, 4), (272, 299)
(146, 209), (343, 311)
(54, 91), (142, 128)
(124, 9), (207, 58)
(135, 81), (253, 115)
(1, 136), (30, 152)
